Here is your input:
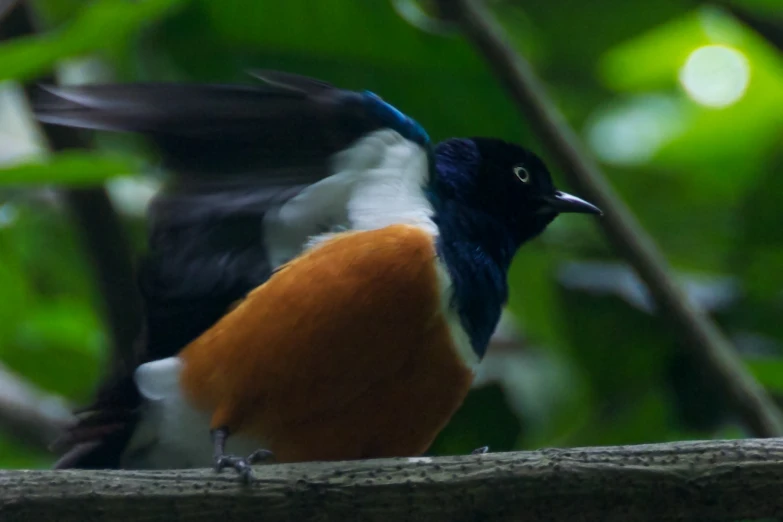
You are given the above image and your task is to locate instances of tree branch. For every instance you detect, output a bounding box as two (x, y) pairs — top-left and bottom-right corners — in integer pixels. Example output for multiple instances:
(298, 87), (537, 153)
(2, 438), (783, 521)
(439, 0), (783, 438)
(0, 363), (74, 449)
(0, 0), (21, 24)
(0, 1), (142, 375)
(715, 1), (783, 53)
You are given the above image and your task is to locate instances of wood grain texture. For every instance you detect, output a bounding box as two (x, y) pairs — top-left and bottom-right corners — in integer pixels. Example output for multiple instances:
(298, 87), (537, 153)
(3, 438), (783, 521)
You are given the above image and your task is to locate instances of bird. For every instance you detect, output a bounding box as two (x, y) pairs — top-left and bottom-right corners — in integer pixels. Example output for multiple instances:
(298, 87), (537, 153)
(35, 70), (601, 479)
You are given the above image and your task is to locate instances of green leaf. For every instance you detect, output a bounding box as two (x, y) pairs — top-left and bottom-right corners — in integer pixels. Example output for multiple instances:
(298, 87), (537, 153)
(4, 300), (107, 401)
(0, 255), (30, 348)
(0, 0), (187, 82)
(0, 152), (141, 185)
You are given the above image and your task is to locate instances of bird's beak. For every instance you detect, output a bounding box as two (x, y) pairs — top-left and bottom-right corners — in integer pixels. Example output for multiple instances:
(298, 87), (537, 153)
(539, 191), (602, 215)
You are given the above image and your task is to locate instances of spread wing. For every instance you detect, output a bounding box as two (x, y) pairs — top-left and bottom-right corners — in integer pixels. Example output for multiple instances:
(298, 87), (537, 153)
(39, 72), (432, 467)
(35, 71), (380, 178)
(35, 70), (431, 360)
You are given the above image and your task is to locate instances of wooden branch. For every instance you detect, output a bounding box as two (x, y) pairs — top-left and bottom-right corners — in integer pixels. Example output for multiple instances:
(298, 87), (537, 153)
(1, 1), (143, 374)
(2, 438), (783, 521)
(0, 363), (74, 449)
(715, 1), (783, 53)
(0, 0), (21, 24)
(439, 0), (783, 438)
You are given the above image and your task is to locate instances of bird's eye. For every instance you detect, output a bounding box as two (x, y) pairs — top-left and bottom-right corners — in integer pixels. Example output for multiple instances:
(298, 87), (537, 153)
(513, 165), (530, 183)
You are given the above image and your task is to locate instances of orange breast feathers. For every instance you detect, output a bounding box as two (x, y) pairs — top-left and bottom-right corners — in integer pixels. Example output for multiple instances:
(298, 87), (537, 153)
(178, 224), (475, 462)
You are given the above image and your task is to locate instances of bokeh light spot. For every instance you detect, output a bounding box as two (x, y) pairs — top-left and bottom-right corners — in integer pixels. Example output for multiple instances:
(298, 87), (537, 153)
(586, 95), (684, 166)
(679, 45), (750, 108)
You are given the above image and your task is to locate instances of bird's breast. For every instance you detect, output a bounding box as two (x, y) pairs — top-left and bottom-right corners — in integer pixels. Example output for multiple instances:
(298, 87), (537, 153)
(174, 224), (476, 463)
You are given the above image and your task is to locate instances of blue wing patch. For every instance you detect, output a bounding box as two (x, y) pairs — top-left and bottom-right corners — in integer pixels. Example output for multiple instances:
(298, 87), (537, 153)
(362, 91), (430, 146)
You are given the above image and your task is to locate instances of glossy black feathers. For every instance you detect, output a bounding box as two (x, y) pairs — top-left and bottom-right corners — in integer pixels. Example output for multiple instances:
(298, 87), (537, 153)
(139, 185), (296, 359)
(35, 72), (392, 362)
(34, 71), (381, 177)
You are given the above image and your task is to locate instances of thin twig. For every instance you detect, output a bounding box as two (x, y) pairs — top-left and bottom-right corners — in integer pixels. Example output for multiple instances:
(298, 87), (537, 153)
(438, 0), (783, 438)
(0, 0), (20, 25)
(0, 363), (74, 449)
(2, 438), (783, 521)
(715, 1), (783, 52)
(0, 1), (142, 375)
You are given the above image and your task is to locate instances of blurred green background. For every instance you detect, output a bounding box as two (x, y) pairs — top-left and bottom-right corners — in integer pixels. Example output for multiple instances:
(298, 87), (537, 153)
(0, 0), (781, 468)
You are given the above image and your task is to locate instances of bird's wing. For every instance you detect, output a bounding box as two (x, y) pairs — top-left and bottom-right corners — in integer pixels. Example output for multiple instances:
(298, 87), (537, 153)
(34, 70), (428, 178)
(36, 71), (374, 177)
(42, 73), (434, 467)
(35, 71), (432, 360)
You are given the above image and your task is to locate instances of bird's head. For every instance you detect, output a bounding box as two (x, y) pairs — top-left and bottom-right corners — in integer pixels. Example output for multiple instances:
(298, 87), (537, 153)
(432, 137), (601, 248)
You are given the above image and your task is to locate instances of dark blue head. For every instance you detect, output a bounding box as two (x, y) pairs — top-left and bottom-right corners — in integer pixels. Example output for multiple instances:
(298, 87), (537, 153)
(431, 138), (600, 358)
(433, 138), (600, 246)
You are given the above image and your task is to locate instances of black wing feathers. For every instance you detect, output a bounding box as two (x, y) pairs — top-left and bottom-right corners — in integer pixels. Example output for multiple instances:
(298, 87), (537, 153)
(37, 71), (391, 468)
(34, 74), (381, 177)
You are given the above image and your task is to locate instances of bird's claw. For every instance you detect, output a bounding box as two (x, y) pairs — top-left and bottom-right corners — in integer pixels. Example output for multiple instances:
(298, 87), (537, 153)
(214, 454), (253, 481)
(214, 449), (274, 482)
(247, 448), (275, 463)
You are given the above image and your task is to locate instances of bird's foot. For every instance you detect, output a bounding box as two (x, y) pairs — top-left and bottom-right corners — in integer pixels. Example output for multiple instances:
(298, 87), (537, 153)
(214, 449), (274, 483)
(471, 446), (490, 455)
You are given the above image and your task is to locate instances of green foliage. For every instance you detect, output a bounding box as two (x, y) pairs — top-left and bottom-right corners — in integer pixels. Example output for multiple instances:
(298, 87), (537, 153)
(9, 300), (106, 399)
(0, 0), (782, 469)
(0, 151), (142, 184)
(0, 202), (109, 400)
(746, 358), (783, 394)
(0, 0), (186, 82)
